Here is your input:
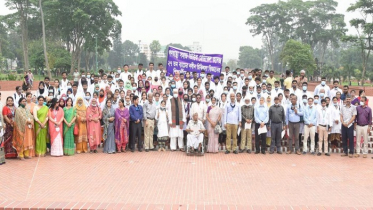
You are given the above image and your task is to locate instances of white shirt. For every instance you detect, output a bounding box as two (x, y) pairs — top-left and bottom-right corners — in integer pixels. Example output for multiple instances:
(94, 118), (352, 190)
(316, 106), (332, 127)
(314, 84), (331, 98)
(330, 87), (342, 99)
(120, 72), (131, 83)
(190, 102), (207, 121)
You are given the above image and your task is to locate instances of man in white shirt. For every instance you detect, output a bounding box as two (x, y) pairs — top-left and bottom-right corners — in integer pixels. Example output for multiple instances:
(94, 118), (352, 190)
(120, 64), (131, 83)
(146, 62), (160, 82)
(271, 81), (283, 97)
(330, 80), (342, 99)
(316, 99), (332, 156)
(222, 66), (231, 80)
(190, 93), (207, 123)
(289, 80), (302, 105)
(314, 77), (331, 98)
(13, 86), (25, 108)
(134, 63), (144, 83)
(185, 113), (206, 155)
(60, 72), (69, 94)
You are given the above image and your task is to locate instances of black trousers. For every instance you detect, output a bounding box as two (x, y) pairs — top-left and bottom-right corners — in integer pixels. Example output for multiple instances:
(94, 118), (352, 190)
(130, 121), (142, 150)
(342, 125), (354, 154)
(255, 123), (267, 153)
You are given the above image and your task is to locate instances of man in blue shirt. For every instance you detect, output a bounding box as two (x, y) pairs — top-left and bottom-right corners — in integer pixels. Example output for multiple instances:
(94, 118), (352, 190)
(285, 96), (303, 155)
(303, 98), (317, 155)
(129, 95), (144, 152)
(254, 97), (269, 154)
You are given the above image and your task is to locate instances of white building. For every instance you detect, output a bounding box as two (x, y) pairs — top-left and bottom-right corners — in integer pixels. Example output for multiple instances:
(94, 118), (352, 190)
(188, 42), (202, 52)
(139, 43), (152, 61)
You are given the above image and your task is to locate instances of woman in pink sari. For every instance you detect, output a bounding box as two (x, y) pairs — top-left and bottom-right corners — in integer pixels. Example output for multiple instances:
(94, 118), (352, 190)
(48, 98), (64, 157)
(114, 99), (130, 152)
(86, 98), (102, 153)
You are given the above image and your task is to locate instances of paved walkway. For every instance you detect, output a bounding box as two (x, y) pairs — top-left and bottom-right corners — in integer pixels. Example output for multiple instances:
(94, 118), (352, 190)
(1, 149), (373, 209)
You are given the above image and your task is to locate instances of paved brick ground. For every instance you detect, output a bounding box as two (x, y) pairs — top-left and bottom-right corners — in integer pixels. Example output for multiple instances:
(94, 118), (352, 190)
(1, 149), (373, 209)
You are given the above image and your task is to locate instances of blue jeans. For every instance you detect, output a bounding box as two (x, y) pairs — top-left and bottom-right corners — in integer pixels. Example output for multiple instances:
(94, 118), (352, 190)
(341, 125), (354, 154)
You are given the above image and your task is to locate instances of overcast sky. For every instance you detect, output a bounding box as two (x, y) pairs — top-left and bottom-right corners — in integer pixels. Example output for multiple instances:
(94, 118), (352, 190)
(1, 0), (357, 61)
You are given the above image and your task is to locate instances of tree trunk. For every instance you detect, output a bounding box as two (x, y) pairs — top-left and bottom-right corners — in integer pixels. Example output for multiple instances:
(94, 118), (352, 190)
(19, 1), (29, 72)
(39, 0), (51, 79)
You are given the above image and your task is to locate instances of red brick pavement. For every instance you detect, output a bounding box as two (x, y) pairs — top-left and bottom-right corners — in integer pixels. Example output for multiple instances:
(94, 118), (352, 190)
(0, 150), (372, 209)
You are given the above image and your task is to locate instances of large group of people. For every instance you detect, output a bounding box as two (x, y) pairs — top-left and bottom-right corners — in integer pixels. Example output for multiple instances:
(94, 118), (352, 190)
(0, 63), (372, 164)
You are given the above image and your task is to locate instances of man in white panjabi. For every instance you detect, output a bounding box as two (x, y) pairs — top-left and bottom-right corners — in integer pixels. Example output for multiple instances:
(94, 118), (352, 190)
(167, 89), (186, 151)
(186, 113), (206, 155)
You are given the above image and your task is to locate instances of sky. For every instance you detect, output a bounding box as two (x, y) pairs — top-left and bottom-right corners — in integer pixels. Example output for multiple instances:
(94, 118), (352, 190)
(0, 0), (358, 61)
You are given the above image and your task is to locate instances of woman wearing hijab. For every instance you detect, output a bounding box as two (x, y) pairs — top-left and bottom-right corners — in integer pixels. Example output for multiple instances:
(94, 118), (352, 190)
(2, 97), (17, 158)
(33, 96), (49, 157)
(63, 98), (76, 156)
(124, 81), (132, 91)
(98, 88), (106, 109)
(48, 98), (64, 157)
(86, 98), (102, 153)
(145, 81), (151, 93)
(59, 94), (67, 108)
(36, 81), (47, 98)
(13, 98), (34, 159)
(75, 97), (88, 153)
(114, 99), (130, 152)
(103, 99), (116, 154)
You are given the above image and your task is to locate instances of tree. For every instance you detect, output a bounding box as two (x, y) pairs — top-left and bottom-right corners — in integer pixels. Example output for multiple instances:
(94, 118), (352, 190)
(246, 2), (290, 71)
(280, 39), (316, 75)
(122, 40), (139, 66)
(107, 36), (124, 69)
(237, 46), (263, 69)
(39, 0), (50, 78)
(5, 0), (32, 71)
(46, 0), (122, 73)
(227, 59), (238, 71)
(149, 40), (161, 62)
(344, 0), (373, 85)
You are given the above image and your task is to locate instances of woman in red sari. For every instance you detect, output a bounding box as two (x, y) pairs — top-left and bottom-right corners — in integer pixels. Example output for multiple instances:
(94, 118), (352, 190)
(114, 99), (130, 152)
(2, 97), (17, 158)
(86, 98), (102, 153)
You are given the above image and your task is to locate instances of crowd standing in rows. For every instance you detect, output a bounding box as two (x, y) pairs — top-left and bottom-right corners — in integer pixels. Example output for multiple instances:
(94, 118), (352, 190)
(0, 63), (372, 164)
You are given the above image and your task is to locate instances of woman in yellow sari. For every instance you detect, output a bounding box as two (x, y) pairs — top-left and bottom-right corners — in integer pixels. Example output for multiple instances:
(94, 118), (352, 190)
(75, 97), (88, 153)
(13, 98), (35, 160)
(33, 96), (48, 157)
(25, 92), (36, 156)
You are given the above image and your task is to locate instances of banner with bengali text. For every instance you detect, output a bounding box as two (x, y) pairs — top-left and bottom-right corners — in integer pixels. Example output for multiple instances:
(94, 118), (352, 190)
(166, 46), (223, 78)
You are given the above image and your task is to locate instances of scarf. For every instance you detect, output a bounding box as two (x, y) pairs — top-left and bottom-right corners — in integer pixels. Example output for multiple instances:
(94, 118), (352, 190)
(170, 97), (184, 127)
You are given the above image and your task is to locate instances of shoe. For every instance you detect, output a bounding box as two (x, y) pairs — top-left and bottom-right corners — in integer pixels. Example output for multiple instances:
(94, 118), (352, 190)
(255, 151), (260, 154)
(247, 150), (251, 154)
(341, 153), (348, 157)
(225, 150), (230, 154)
(145, 149), (149, 152)
(287, 151), (293, 154)
(317, 153), (322, 156)
(131, 150), (135, 153)
(349, 154), (353, 158)
(354, 154), (360, 158)
(311, 152), (315, 155)
(239, 149), (245, 153)
(261, 152), (266, 155)
(234, 150), (238, 154)
(296, 151), (301, 155)
(325, 153), (330, 156)
(153, 148), (157, 151)
(139, 149), (143, 152)
(363, 154), (367, 158)
(277, 151), (282, 154)
(269, 151), (274, 154)
(302, 152), (307, 155)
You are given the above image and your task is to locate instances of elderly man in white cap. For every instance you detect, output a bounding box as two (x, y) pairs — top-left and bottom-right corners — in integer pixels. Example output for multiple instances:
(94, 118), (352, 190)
(296, 70), (308, 89)
(240, 95), (255, 153)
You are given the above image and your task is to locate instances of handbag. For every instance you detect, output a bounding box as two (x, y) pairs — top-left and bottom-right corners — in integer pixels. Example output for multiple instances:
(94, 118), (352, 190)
(214, 122), (222, 134)
(74, 124), (79, 135)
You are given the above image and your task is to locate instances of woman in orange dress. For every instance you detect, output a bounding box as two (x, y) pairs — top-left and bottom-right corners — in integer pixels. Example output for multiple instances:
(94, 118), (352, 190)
(86, 98), (102, 153)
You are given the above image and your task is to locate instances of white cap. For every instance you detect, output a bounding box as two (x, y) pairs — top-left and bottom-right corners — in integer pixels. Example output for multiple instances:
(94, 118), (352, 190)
(244, 96), (251, 101)
(300, 70), (306, 74)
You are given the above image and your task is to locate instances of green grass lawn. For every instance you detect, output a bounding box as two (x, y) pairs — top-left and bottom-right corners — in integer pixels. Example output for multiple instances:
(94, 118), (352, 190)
(341, 82), (372, 87)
